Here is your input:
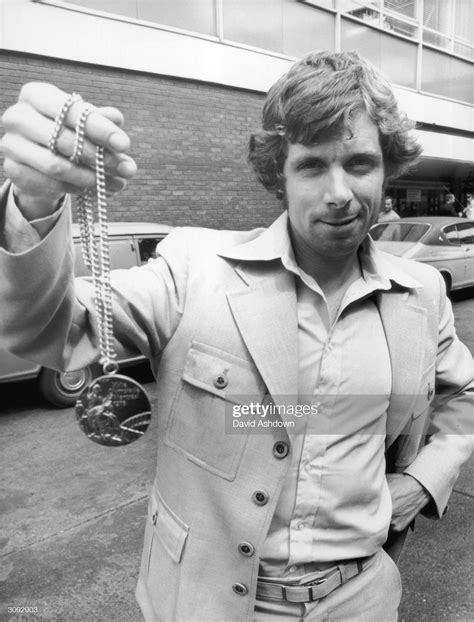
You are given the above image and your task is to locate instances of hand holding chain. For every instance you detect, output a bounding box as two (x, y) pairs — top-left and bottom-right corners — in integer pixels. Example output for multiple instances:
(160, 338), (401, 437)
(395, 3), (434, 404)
(48, 93), (152, 446)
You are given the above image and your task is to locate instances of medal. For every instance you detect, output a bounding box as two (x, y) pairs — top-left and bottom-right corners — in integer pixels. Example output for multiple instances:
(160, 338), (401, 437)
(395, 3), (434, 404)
(55, 98), (152, 445)
(76, 374), (151, 447)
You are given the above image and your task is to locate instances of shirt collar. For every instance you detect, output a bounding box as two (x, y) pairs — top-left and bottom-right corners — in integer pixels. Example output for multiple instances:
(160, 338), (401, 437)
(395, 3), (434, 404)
(218, 211), (423, 291)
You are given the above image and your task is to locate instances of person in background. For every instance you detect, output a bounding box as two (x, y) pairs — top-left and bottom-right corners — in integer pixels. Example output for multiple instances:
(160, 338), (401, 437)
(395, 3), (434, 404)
(377, 195), (400, 223)
(462, 194), (474, 220)
(438, 193), (457, 217)
(139, 238), (159, 264)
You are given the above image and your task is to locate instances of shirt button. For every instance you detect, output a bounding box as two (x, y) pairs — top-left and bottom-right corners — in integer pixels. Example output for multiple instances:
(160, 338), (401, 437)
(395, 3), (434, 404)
(238, 542), (255, 557)
(288, 565), (297, 573)
(297, 521), (306, 530)
(273, 441), (289, 459)
(232, 583), (248, 596)
(252, 490), (269, 506)
(214, 374), (228, 389)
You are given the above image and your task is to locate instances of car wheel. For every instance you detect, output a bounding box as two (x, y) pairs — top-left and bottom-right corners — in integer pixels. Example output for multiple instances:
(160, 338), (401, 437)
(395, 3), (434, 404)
(440, 272), (452, 296)
(38, 366), (98, 408)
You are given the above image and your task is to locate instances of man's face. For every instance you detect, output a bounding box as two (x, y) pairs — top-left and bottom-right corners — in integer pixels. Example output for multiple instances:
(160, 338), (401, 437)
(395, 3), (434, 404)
(283, 113), (385, 262)
(384, 197), (393, 212)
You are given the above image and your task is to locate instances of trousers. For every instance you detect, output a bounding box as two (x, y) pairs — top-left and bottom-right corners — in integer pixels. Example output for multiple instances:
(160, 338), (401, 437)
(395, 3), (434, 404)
(253, 550), (401, 621)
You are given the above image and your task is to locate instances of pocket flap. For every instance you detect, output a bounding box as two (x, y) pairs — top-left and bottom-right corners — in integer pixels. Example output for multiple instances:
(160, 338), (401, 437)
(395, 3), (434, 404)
(149, 488), (189, 564)
(182, 341), (265, 404)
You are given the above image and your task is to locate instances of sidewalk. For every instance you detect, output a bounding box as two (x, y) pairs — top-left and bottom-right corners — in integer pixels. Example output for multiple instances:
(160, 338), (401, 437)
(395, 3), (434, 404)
(1, 378), (472, 621)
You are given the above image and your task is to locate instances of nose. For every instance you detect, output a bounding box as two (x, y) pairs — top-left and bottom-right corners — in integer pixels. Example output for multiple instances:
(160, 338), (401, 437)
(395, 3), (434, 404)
(323, 167), (353, 209)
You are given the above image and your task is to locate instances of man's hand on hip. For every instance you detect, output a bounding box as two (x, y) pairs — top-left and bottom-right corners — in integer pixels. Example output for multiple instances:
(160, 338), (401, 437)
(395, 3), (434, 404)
(387, 473), (431, 532)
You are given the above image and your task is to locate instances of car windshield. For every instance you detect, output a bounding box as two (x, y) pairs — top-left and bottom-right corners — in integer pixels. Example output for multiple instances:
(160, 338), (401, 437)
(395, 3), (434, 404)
(370, 222), (430, 243)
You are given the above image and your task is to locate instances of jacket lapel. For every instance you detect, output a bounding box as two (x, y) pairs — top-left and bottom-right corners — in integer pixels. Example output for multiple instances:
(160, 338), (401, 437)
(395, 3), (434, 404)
(377, 289), (427, 447)
(218, 212), (299, 403)
(226, 264), (299, 402)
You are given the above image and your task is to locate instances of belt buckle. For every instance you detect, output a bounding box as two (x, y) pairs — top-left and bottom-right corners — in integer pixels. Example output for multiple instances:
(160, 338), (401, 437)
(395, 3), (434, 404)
(305, 576), (328, 587)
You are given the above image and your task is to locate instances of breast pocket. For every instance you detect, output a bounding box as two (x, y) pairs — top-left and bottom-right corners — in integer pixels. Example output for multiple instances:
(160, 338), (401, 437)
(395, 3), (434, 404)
(165, 341), (266, 480)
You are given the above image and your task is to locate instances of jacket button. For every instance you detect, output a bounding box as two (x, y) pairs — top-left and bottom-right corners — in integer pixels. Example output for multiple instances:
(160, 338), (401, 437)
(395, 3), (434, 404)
(252, 490), (269, 506)
(232, 583), (248, 596)
(238, 542), (255, 557)
(214, 374), (228, 389)
(427, 383), (434, 400)
(273, 441), (289, 459)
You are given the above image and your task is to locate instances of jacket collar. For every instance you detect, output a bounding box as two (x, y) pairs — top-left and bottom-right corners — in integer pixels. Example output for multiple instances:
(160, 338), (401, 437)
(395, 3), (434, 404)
(218, 211), (423, 292)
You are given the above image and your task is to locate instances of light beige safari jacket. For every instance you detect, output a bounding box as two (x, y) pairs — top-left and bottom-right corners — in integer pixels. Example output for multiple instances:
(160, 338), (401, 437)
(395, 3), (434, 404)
(1, 188), (472, 622)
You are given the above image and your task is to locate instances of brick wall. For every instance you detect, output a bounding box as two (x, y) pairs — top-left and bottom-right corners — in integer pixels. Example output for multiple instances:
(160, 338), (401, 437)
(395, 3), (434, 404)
(0, 51), (283, 230)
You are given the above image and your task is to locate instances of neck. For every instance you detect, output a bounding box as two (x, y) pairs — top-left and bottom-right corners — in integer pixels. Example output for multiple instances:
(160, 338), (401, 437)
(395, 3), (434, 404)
(293, 245), (361, 295)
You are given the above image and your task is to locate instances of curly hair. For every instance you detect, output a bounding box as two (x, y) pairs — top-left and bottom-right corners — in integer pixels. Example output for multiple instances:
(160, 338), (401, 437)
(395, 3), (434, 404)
(248, 51), (422, 197)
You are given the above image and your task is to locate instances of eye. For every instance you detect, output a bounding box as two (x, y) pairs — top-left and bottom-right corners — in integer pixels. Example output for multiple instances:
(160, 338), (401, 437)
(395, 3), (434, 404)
(297, 159), (325, 173)
(347, 157), (377, 173)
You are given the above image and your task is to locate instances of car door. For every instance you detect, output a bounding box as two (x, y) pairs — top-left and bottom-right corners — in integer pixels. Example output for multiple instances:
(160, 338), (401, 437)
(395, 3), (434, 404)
(437, 224), (464, 289)
(455, 222), (474, 287)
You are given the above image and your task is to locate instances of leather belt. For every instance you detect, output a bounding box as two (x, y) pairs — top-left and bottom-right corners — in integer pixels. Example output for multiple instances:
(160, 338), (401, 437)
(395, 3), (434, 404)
(256, 556), (375, 603)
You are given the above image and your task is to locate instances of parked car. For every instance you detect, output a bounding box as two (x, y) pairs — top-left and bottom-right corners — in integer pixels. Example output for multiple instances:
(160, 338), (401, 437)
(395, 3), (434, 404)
(0, 222), (173, 407)
(370, 217), (474, 294)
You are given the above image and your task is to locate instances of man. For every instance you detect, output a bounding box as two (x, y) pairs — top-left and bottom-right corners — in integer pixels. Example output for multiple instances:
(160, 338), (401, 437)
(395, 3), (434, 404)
(462, 194), (474, 220)
(0, 51), (472, 621)
(438, 193), (457, 217)
(377, 195), (400, 223)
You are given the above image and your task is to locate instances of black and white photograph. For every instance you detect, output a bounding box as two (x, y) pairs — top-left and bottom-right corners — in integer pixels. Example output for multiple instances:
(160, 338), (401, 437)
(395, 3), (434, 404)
(0, 1), (473, 621)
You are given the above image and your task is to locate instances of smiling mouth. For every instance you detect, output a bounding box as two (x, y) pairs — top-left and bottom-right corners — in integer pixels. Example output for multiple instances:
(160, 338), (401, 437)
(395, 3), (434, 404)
(321, 215), (359, 226)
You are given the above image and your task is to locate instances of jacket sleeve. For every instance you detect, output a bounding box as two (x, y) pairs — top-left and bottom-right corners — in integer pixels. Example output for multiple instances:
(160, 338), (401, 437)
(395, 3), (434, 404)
(403, 271), (474, 518)
(0, 187), (188, 373)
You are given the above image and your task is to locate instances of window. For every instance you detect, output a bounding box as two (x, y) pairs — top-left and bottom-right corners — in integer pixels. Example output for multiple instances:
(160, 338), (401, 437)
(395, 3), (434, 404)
(138, 237), (165, 264)
(222, 0), (335, 57)
(454, 0), (473, 44)
(422, 47), (474, 103)
(456, 223), (474, 245)
(441, 225), (460, 246)
(370, 222), (429, 242)
(423, 0), (473, 60)
(59, 0), (217, 36)
(385, 0), (417, 20)
(341, 17), (417, 88)
(340, 0), (418, 40)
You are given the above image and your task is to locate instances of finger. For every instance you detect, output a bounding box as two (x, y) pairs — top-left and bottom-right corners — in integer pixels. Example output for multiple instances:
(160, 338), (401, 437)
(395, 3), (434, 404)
(19, 83), (130, 153)
(4, 157), (81, 199)
(98, 106), (125, 128)
(3, 103), (137, 179)
(4, 158), (127, 199)
(2, 134), (127, 194)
